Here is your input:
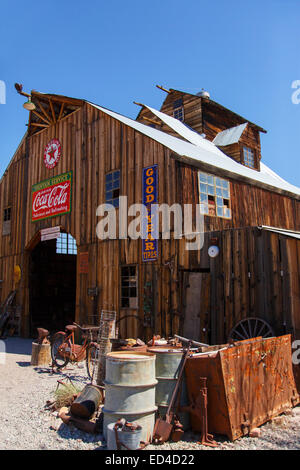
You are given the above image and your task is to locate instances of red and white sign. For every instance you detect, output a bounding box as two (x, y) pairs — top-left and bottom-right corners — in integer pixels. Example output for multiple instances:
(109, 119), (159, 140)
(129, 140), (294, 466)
(32, 172), (72, 222)
(44, 139), (61, 169)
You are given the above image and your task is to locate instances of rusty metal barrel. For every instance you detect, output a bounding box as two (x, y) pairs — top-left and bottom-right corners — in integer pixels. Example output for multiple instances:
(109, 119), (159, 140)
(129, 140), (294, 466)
(148, 348), (190, 430)
(71, 384), (103, 419)
(102, 351), (158, 443)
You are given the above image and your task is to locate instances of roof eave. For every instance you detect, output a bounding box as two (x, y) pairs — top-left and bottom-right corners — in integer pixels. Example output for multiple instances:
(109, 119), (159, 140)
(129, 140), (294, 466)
(170, 152), (300, 201)
(168, 88), (267, 134)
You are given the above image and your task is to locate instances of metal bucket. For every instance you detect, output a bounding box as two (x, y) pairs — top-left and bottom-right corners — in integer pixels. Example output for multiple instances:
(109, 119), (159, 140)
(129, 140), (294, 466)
(71, 384), (102, 419)
(148, 348), (190, 431)
(103, 352), (157, 442)
(106, 422), (143, 450)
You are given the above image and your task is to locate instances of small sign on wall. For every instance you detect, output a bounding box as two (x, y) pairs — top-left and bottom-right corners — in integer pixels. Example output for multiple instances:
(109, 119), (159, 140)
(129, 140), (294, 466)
(79, 252), (89, 274)
(44, 139), (62, 169)
(41, 226), (61, 242)
(87, 287), (99, 297)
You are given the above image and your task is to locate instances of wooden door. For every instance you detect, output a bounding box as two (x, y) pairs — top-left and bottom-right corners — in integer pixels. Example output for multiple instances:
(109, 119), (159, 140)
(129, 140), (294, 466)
(183, 272), (210, 343)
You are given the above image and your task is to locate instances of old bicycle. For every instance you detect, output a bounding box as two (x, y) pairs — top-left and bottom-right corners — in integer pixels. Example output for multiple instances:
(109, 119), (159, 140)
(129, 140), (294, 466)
(51, 322), (99, 379)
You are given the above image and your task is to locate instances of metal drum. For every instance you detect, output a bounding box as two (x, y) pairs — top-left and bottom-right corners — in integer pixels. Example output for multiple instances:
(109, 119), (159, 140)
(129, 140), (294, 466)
(102, 352), (157, 443)
(71, 384), (102, 419)
(148, 348), (190, 431)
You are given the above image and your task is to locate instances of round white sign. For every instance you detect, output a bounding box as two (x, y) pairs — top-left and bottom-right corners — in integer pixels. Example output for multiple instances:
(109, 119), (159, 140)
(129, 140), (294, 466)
(44, 139), (61, 169)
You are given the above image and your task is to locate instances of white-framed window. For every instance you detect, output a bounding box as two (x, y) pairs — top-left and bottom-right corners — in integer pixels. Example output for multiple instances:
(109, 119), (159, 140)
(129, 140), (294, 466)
(56, 233), (77, 255)
(243, 146), (255, 168)
(198, 172), (231, 219)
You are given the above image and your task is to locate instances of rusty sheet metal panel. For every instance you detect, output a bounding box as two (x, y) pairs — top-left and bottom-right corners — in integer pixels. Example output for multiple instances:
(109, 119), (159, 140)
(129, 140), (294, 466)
(293, 364), (300, 395)
(185, 335), (299, 441)
(185, 350), (231, 438)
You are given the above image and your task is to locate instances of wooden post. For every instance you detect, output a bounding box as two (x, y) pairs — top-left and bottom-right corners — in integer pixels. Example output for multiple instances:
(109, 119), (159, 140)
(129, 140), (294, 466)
(30, 342), (51, 366)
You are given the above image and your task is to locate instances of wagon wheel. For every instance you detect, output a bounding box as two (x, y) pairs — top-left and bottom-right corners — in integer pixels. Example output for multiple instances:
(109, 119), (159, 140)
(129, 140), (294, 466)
(228, 317), (275, 342)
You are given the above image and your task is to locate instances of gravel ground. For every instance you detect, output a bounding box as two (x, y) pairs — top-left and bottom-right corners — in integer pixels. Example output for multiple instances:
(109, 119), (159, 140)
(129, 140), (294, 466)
(0, 337), (104, 450)
(0, 337), (299, 451)
(147, 409), (300, 450)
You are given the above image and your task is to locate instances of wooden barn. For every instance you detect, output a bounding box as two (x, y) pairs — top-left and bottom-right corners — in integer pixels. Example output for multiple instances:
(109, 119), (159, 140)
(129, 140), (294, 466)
(0, 85), (299, 357)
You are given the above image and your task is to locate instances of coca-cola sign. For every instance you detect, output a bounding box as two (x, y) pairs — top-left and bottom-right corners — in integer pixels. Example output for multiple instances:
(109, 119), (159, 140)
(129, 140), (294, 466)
(32, 172), (72, 222)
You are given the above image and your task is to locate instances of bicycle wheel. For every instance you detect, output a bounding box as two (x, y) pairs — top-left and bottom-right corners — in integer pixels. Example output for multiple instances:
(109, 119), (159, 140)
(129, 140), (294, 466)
(51, 333), (69, 368)
(86, 343), (99, 380)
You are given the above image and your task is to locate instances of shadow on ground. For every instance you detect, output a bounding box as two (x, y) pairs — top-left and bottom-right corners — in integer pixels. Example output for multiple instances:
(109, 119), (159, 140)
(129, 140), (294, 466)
(33, 365), (90, 384)
(16, 361), (31, 367)
(2, 337), (33, 355)
(56, 421), (104, 447)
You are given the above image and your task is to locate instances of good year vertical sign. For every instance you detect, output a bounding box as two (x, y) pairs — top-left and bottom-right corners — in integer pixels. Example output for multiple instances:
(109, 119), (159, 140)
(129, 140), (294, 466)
(142, 164), (158, 262)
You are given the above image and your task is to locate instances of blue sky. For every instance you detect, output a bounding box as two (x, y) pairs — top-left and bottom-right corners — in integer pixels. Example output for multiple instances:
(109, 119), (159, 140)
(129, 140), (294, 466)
(0, 0), (299, 185)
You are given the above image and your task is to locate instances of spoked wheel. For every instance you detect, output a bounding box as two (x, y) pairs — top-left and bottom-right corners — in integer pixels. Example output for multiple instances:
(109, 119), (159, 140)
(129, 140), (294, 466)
(86, 343), (99, 380)
(228, 317), (275, 342)
(51, 333), (70, 369)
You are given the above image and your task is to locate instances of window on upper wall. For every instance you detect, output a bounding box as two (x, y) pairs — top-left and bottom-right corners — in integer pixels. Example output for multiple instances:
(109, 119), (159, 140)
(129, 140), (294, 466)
(105, 170), (120, 208)
(198, 172), (231, 219)
(120, 265), (138, 309)
(3, 207), (11, 222)
(2, 207), (11, 236)
(243, 146), (255, 169)
(173, 98), (184, 122)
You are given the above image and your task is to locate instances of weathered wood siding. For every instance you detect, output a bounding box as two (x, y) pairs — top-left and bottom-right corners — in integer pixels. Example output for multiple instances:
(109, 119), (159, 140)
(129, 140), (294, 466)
(205, 228), (300, 345)
(0, 103), (180, 338)
(0, 99), (299, 343)
(178, 162), (300, 232)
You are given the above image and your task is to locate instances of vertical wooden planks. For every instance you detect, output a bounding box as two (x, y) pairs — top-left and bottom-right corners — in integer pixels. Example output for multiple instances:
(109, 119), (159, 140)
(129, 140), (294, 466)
(0, 94), (300, 342)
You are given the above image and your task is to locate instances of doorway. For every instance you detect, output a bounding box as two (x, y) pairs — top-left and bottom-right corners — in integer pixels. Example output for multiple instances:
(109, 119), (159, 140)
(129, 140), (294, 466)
(182, 270), (211, 344)
(29, 233), (77, 335)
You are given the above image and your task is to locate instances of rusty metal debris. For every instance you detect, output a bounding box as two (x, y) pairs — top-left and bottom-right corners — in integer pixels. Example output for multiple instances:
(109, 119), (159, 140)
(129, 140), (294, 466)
(196, 378), (217, 447)
(37, 328), (50, 344)
(45, 331), (300, 446)
(71, 384), (103, 419)
(170, 418), (184, 442)
(293, 363), (300, 395)
(182, 377), (217, 447)
(111, 337), (147, 352)
(59, 406), (100, 434)
(56, 379), (103, 434)
(185, 335), (299, 441)
(174, 334), (209, 348)
(113, 418), (146, 450)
